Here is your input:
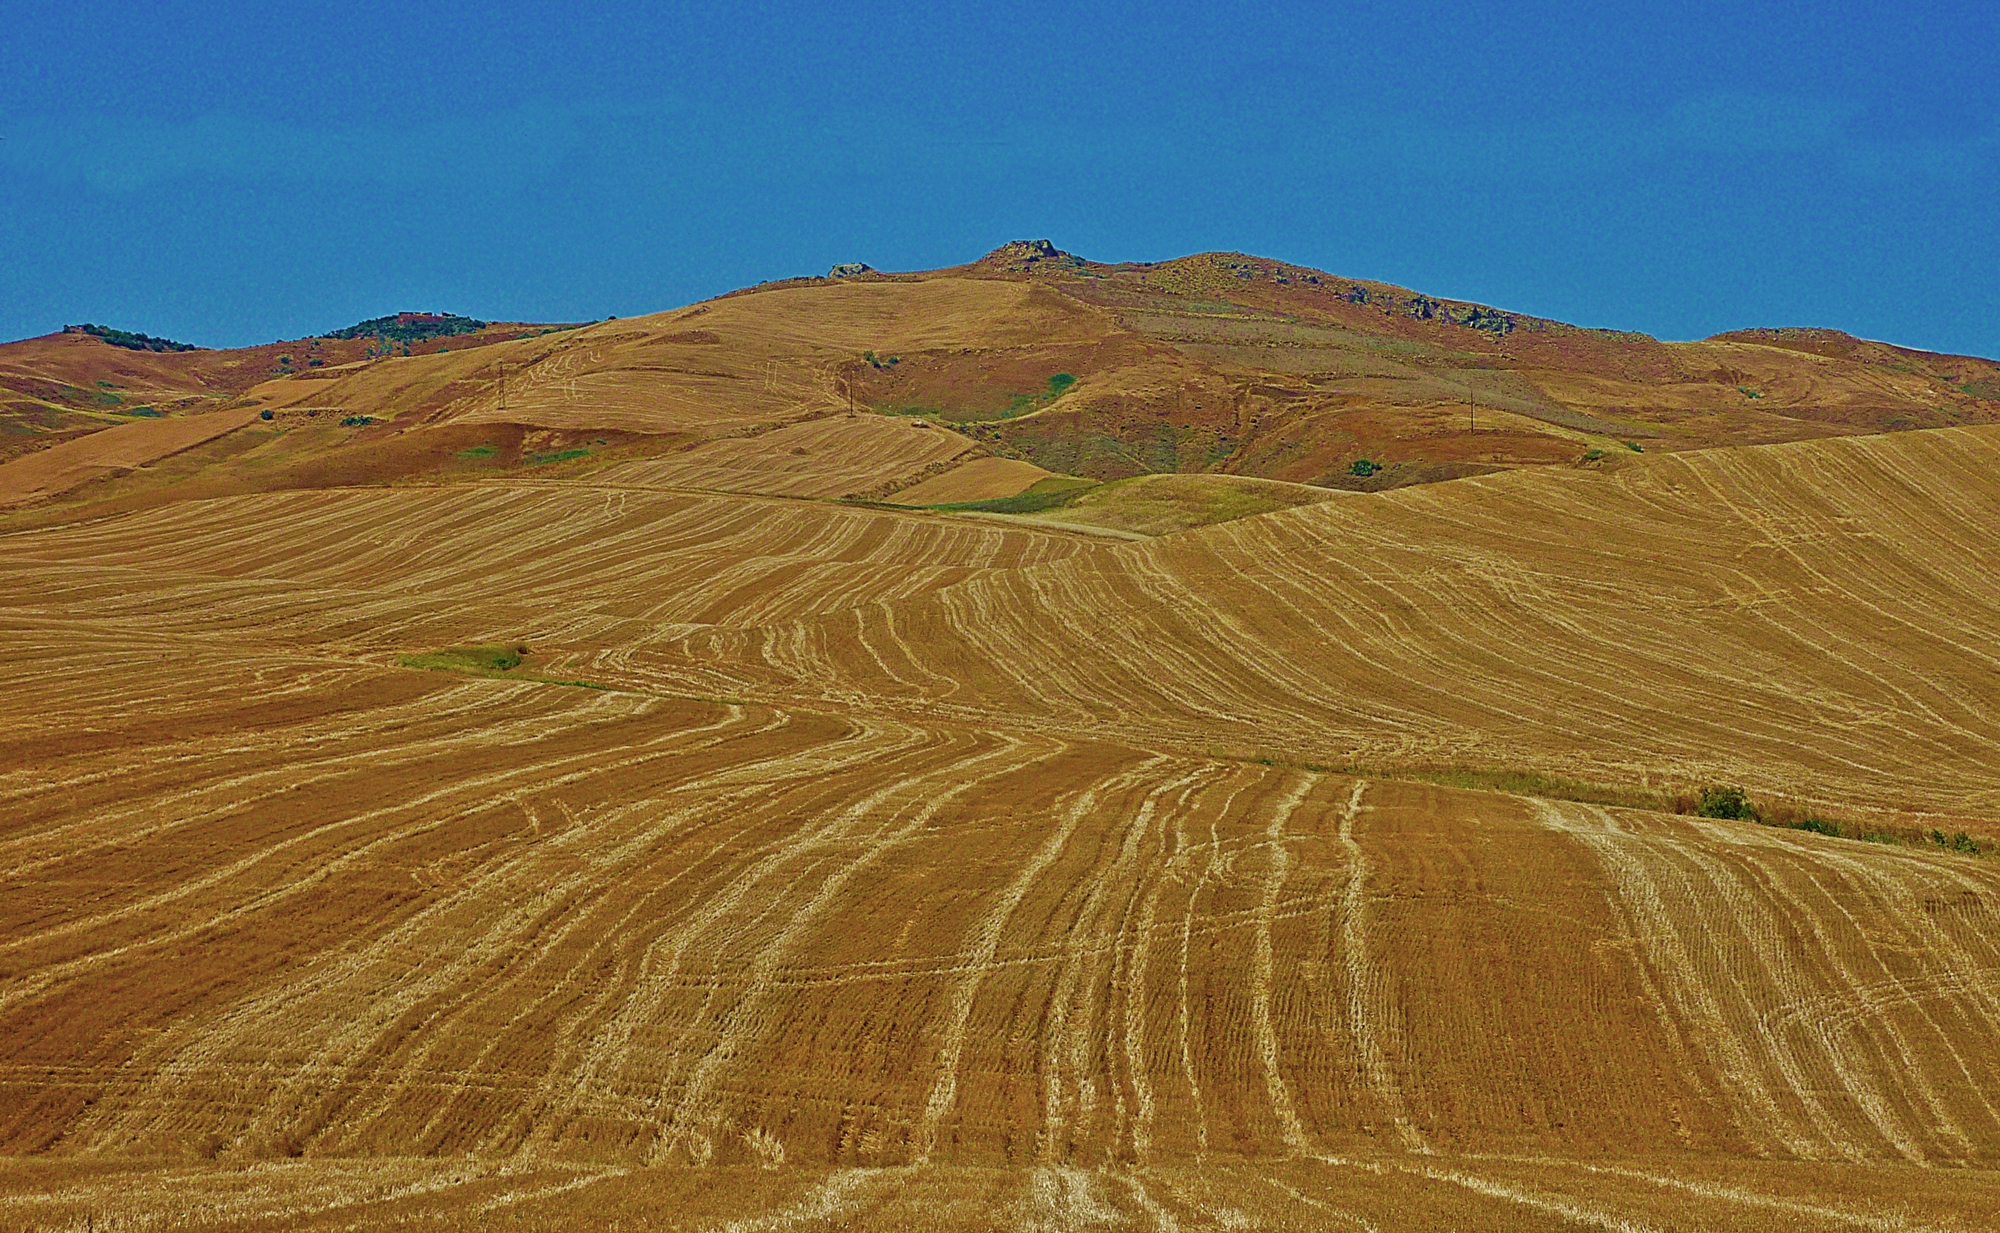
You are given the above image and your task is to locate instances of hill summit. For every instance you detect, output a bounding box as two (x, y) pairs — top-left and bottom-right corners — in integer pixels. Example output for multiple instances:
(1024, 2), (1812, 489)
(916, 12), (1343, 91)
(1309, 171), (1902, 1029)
(324, 312), (488, 343)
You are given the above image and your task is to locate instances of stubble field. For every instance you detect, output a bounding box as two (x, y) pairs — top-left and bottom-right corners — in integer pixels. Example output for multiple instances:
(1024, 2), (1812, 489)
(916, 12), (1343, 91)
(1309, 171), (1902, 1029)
(4, 411), (2000, 1228)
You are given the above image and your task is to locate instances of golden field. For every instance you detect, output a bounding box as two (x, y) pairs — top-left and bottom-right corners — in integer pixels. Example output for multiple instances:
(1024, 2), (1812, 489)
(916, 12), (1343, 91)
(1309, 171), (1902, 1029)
(3, 248), (2000, 1229)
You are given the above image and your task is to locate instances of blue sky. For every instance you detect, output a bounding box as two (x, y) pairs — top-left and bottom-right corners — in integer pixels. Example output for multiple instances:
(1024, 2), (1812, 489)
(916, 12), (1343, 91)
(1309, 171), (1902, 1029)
(3, 1), (1995, 355)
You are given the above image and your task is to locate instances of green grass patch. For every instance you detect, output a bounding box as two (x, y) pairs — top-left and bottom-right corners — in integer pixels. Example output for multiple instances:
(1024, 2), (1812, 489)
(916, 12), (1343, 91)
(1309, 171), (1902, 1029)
(120, 407), (163, 418)
(929, 481), (1098, 514)
(526, 448), (590, 466)
(1023, 475), (1096, 495)
(456, 445), (498, 459)
(401, 644), (530, 673)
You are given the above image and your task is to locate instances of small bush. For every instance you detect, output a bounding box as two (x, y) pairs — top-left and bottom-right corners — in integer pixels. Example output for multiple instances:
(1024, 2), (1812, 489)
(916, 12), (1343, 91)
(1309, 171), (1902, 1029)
(1624, 440), (1645, 453)
(1350, 459), (1380, 477)
(259, 409), (274, 421)
(1931, 829), (1981, 855)
(1696, 784), (1760, 821)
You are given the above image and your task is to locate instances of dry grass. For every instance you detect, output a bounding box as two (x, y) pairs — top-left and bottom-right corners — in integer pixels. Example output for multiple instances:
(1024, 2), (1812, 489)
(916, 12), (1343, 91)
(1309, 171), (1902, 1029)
(3, 284), (2000, 1227)
(1027, 471), (1345, 536)
(887, 457), (1054, 505)
(595, 415), (975, 499)
(0, 407), (265, 506)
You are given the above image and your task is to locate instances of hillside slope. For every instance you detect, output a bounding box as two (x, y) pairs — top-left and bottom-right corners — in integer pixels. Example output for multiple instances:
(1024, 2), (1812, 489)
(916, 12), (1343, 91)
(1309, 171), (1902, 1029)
(4, 252), (2000, 1229)
(4, 243), (1994, 513)
(3, 419), (1999, 1228)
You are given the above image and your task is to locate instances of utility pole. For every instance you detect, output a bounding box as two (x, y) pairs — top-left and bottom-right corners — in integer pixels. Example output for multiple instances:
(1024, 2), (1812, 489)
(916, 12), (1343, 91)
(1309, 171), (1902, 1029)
(1467, 384), (1476, 433)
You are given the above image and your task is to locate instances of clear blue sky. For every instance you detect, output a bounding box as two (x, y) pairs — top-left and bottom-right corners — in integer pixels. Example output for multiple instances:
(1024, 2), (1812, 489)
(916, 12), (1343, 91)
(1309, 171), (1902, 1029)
(3, 1), (1995, 356)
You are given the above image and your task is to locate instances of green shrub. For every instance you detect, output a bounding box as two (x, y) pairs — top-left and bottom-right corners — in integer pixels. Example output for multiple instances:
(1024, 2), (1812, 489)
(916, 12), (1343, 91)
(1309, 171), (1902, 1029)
(1697, 784), (1760, 821)
(1350, 459), (1380, 477)
(325, 313), (485, 343)
(1624, 440), (1645, 453)
(67, 323), (199, 352)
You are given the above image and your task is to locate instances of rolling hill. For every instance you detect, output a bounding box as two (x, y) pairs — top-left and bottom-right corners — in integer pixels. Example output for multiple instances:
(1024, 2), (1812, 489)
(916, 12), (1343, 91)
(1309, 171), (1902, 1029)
(3, 246), (2000, 1230)
(0, 314), (580, 468)
(4, 242), (1995, 516)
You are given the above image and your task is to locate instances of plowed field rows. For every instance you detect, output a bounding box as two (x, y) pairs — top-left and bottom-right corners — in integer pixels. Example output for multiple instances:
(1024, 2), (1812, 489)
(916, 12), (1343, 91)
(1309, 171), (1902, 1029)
(4, 422), (1999, 1228)
(595, 416), (974, 498)
(629, 426), (2000, 817)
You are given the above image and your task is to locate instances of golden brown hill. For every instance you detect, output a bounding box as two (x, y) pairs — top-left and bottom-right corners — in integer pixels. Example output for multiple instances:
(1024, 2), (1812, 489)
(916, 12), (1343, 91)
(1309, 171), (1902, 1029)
(3, 414), (2000, 1228)
(7, 241), (1995, 515)
(0, 319), (576, 467)
(6, 251), (2000, 1228)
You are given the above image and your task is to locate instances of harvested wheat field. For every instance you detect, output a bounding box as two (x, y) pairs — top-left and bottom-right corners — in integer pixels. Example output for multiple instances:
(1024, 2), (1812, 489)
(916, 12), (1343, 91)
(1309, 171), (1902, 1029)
(5, 250), (2000, 1230)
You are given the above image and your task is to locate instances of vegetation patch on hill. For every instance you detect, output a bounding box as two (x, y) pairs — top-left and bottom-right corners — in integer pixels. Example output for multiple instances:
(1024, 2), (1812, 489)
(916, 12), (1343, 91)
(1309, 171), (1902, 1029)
(924, 474), (1096, 514)
(400, 644), (530, 674)
(1028, 472), (1342, 536)
(873, 372), (1079, 424)
(400, 643), (611, 690)
(65, 324), (200, 352)
(325, 313), (488, 344)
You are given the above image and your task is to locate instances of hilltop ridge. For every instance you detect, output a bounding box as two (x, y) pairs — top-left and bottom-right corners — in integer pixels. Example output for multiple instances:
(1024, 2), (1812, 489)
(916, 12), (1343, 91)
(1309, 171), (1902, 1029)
(2, 241), (1995, 508)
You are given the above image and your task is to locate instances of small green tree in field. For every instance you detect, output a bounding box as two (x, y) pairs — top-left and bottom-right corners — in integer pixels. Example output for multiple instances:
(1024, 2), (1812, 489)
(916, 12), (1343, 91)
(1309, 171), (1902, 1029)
(1697, 785), (1760, 821)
